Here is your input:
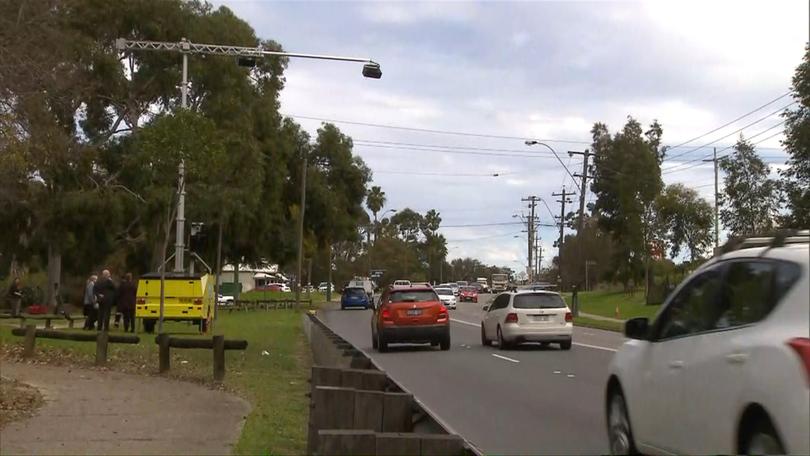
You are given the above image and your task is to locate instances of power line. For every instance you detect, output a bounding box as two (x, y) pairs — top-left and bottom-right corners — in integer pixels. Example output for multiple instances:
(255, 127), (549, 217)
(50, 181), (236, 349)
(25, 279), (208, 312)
(354, 143), (567, 160)
(448, 231), (526, 242)
(374, 170), (510, 177)
(287, 113), (591, 144)
(663, 129), (785, 175)
(441, 221), (526, 228)
(354, 138), (556, 155)
(663, 102), (795, 165)
(664, 91), (790, 151)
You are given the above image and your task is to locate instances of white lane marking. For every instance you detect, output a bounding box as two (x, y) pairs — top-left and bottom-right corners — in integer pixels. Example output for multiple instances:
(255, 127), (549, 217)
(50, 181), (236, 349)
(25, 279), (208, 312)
(553, 370), (561, 374)
(573, 342), (617, 353)
(567, 374), (576, 378)
(453, 317), (619, 352)
(492, 354), (520, 363)
(451, 318), (479, 327)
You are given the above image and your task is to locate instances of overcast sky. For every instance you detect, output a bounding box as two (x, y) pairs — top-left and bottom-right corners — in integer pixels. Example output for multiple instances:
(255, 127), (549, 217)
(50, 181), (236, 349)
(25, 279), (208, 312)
(217, 0), (807, 272)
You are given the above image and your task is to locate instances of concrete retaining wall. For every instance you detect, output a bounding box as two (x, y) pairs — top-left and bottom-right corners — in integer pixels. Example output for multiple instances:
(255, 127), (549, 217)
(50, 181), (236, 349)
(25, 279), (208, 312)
(303, 313), (479, 456)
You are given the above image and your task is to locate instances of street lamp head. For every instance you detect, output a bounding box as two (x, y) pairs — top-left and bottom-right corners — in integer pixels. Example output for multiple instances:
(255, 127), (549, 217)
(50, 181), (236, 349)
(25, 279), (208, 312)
(362, 62), (382, 79)
(525, 140), (539, 146)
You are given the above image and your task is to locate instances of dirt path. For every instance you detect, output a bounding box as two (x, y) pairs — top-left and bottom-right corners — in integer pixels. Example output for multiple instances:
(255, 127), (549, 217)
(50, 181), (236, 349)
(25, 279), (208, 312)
(0, 362), (251, 455)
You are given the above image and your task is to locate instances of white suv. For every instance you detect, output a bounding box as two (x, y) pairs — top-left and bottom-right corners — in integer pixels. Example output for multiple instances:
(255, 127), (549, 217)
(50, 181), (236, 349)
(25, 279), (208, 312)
(606, 233), (810, 455)
(480, 291), (573, 349)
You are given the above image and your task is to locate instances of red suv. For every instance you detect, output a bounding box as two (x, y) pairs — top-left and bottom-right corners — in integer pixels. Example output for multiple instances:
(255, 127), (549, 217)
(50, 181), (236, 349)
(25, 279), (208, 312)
(371, 285), (450, 352)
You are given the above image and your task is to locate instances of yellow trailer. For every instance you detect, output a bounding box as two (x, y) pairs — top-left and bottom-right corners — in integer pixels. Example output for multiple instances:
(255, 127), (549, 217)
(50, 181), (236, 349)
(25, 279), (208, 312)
(135, 272), (214, 333)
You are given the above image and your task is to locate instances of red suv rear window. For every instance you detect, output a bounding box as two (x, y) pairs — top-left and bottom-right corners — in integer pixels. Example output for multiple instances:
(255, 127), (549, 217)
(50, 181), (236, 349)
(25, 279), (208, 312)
(389, 290), (438, 303)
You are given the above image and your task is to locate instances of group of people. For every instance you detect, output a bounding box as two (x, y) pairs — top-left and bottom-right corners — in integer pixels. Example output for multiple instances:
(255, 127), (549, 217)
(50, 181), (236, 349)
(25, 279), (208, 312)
(5, 271), (137, 332)
(83, 270), (137, 332)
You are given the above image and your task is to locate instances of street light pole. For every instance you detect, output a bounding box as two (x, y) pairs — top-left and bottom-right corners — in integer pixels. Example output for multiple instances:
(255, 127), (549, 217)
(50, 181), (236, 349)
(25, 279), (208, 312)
(116, 37), (382, 273)
(295, 153), (308, 308)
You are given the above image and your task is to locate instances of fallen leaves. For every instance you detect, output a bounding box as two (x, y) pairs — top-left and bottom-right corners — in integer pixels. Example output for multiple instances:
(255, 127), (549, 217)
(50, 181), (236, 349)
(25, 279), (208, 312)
(0, 377), (44, 429)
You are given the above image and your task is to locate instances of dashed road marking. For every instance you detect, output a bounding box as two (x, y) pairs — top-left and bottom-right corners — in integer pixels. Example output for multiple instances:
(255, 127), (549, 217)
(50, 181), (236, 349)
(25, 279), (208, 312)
(453, 318), (619, 352)
(492, 354), (520, 363)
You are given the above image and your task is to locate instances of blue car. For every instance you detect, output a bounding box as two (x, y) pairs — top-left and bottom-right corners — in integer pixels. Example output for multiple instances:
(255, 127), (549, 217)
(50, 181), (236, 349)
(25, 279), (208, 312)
(341, 287), (370, 310)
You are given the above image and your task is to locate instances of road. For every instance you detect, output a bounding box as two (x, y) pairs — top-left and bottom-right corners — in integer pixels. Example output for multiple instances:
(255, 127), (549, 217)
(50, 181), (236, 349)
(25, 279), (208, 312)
(320, 294), (626, 455)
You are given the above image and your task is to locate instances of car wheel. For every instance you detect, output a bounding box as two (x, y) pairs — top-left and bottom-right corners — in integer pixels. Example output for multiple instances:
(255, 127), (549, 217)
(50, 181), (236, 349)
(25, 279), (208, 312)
(377, 332), (388, 353)
(743, 418), (785, 455)
(607, 390), (637, 455)
(481, 324), (492, 346)
(440, 334), (451, 351)
(497, 326), (509, 350)
(560, 339), (572, 350)
(372, 330), (378, 349)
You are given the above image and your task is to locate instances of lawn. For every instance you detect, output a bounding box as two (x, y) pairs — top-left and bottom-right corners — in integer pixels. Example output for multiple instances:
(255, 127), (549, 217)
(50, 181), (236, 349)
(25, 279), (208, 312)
(573, 316), (624, 333)
(240, 289), (338, 304)
(0, 310), (311, 455)
(564, 290), (662, 320)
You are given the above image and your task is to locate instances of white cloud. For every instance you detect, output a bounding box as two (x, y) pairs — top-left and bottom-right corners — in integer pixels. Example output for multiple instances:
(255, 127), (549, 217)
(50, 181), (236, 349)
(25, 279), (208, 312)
(359, 2), (479, 24)
(511, 31), (530, 47)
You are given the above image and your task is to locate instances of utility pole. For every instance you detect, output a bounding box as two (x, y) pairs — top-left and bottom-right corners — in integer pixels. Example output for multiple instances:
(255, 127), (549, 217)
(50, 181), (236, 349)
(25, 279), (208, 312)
(295, 154), (307, 308)
(534, 235), (541, 279)
(703, 147), (720, 248)
(521, 196), (539, 282)
(572, 149), (593, 294)
(552, 188), (575, 291)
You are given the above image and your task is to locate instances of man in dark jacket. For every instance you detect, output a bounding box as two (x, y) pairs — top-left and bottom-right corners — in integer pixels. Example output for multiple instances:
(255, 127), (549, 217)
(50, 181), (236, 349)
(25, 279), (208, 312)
(116, 273), (137, 333)
(94, 269), (116, 332)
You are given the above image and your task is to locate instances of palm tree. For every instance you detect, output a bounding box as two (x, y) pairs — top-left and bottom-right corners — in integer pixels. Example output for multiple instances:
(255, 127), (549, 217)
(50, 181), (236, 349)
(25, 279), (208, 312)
(366, 186), (386, 242)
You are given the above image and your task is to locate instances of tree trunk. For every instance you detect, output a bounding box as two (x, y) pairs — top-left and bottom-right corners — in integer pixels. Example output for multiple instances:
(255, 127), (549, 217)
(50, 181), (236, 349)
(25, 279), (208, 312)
(326, 243), (333, 302)
(46, 242), (61, 308)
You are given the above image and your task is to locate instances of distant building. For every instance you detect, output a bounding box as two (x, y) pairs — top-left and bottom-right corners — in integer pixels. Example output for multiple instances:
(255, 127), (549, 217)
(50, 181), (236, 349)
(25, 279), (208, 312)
(218, 263), (288, 295)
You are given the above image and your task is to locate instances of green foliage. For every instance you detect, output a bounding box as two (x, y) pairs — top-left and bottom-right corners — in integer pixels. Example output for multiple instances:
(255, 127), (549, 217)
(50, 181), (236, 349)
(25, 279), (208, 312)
(720, 138), (779, 236)
(590, 117), (665, 288)
(779, 44), (810, 229)
(656, 184), (714, 261)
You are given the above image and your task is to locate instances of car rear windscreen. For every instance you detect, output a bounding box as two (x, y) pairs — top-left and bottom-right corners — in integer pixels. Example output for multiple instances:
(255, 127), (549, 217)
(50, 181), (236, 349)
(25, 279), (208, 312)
(513, 293), (566, 309)
(345, 288), (366, 297)
(435, 289), (453, 296)
(390, 290), (438, 302)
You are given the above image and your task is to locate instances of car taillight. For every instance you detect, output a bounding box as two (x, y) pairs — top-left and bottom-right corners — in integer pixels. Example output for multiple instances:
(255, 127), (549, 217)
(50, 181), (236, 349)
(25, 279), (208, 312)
(437, 305), (448, 321)
(565, 312), (572, 322)
(787, 337), (810, 385)
(505, 312), (518, 324)
(136, 298), (146, 304)
(193, 298), (203, 305)
(381, 307), (392, 321)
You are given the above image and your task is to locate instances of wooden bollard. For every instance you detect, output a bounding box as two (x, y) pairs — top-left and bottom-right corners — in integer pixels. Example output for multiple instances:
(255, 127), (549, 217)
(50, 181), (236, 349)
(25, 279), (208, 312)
(157, 333), (170, 374)
(22, 324), (36, 358)
(213, 335), (225, 382)
(95, 331), (109, 366)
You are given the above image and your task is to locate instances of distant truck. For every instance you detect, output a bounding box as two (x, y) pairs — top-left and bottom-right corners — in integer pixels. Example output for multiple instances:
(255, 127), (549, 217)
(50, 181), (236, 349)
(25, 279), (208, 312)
(476, 277), (489, 292)
(347, 277), (375, 298)
(491, 273), (509, 293)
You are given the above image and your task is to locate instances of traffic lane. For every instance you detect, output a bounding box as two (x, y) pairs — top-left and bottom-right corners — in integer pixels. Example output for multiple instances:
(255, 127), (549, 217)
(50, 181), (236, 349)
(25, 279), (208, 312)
(451, 299), (627, 351)
(321, 308), (613, 455)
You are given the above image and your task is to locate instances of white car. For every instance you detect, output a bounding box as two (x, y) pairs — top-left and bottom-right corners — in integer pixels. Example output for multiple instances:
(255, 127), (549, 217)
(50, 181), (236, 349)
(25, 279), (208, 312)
(434, 287), (457, 309)
(480, 291), (573, 349)
(217, 294), (234, 306)
(606, 234), (809, 456)
(318, 282), (335, 293)
(280, 283), (291, 293)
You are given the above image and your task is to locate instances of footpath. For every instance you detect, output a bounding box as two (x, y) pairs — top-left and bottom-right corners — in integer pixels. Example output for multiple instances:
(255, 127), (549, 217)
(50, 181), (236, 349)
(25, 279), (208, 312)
(0, 362), (250, 455)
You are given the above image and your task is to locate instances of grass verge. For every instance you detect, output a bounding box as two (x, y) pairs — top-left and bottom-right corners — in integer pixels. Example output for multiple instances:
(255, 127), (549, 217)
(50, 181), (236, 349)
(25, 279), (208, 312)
(573, 316), (624, 333)
(240, 290), (338, 304)
(0, 310), (311, 455)
(564, 290), (661, 320)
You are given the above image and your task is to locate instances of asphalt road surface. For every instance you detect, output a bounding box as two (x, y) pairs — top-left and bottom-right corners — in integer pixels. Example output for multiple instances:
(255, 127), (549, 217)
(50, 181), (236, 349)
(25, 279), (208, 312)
(321, 294), (626, 455)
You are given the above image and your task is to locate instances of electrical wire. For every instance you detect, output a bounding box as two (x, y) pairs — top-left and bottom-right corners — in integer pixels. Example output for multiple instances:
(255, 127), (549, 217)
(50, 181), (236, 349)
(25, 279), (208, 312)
(663, 92), (791, 152)
(285, 113), (591, 144)
(441, 221), (525, 228)
(662, 102), (794, 166)
(373, 170), (510, 177)
(354, 143), (565, 160)
(354, 138), (555, 155)
(662, 129), (785, 175)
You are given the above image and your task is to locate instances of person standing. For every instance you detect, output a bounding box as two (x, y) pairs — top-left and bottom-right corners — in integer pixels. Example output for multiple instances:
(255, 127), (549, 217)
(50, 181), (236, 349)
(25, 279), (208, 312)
(7, 278), (23, 316)
(83, 275), (98, 330)
(94, 270), (116, 332)
(117, 273), (137, 333)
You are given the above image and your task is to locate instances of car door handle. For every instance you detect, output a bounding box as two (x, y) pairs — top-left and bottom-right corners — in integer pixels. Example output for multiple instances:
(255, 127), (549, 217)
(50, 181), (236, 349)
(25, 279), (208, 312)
(668, 360), (684, 369)
(726, 353), (749, 365)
